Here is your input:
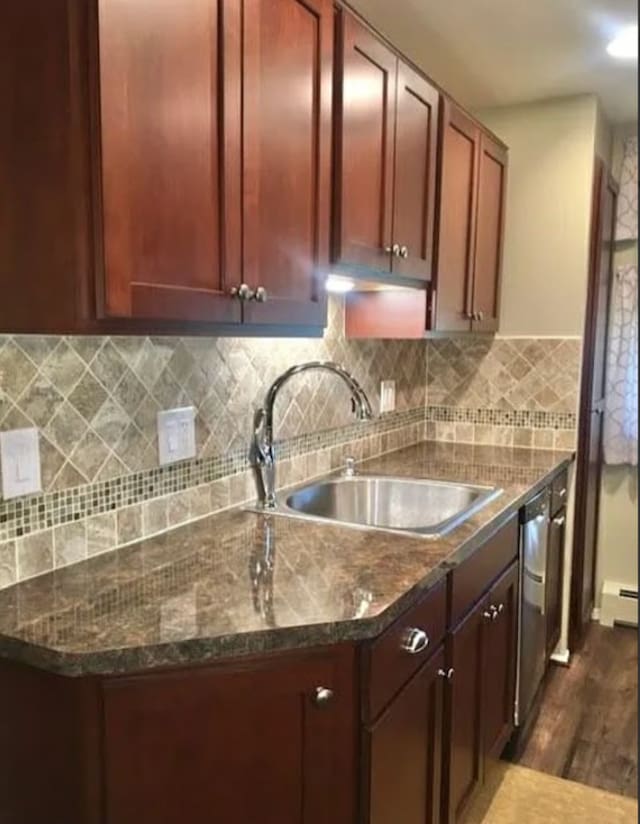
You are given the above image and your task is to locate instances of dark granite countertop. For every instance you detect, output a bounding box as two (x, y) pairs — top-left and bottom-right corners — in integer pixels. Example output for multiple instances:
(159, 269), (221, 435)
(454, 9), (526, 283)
(0, 441), (573, 677)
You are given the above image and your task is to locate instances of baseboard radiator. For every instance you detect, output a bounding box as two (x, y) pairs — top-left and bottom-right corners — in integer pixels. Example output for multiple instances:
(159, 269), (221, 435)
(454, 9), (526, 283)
(599, 581), (638, 627)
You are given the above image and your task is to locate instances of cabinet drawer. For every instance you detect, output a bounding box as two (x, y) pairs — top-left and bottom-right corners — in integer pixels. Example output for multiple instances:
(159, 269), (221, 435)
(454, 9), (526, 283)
(551, 469), (569, 516)
(449, 516), (518, 626)
(364, 579), (447, 721)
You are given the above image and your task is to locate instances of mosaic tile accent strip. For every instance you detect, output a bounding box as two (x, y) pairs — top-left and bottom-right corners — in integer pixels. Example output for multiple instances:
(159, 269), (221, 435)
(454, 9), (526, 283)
(426, 337), (582, 412)
(425, 406), (577, 430)
(0, 407), (424, 544)
(0, 418), (425, 589)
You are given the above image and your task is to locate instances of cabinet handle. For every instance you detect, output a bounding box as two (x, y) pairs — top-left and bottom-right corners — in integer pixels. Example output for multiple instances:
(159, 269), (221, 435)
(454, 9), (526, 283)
(401, 627), (430, 655)
(558, 488), (567, 498)
(438, 667), (455, 680)
(553, 515), (566, 527)
(313, 686), (334, 707)
(384, 244), (401, 257)
(230, 283), (255, 302)
(399, 245), (409, 259)
(252, 286), (268, 303)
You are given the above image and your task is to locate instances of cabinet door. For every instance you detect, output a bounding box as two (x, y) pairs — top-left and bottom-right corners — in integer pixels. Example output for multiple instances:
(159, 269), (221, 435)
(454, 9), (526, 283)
(333, 12), (397, 273)
(241, 0), (332, 328)
(444, 599), (485, 823)
(482, 561), (518, 760)
(471, 133), (507, 333)
(546, 509), (566, 658)
(391, 62), (440, 281)
(102, 648), (356, 824)
(433, 102), (479, 332)
(366, 647), (444, 824)
(98, 0), (241, 323)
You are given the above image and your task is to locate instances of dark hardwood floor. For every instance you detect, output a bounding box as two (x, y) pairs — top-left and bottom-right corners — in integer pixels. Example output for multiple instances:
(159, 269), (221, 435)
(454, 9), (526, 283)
(517, 622), (638, 798)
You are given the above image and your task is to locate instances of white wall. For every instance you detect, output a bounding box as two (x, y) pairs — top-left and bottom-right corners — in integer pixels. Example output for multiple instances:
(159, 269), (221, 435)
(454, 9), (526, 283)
(477, 95), (598, 336)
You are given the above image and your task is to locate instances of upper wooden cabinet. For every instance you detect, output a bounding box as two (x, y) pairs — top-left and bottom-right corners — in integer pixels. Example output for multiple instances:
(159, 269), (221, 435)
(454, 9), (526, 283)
(333, 11), (440, 283)
(0, 0), (332, 334)
(241, 0), (332, 328)
(433, 101), (507, 333)
(100, 0), (333, 329)
(98, 0), (238, 324)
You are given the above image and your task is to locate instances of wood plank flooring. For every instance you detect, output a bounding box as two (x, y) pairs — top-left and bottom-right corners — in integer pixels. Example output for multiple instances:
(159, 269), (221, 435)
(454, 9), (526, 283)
(517, 623), (638, 798)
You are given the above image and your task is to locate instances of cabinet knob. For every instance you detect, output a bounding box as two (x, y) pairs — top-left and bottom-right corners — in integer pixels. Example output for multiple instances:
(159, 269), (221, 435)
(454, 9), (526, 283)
(313, 686), (334, 707)
(438, 667), (454, 680)
(483, 606), (498, 621)
(399, 245), (409, 259)
(252, 286), (268, 303)
(401, 627), (430, 655)
(230, 283), (255, 302)
(384, 243), (401, 257)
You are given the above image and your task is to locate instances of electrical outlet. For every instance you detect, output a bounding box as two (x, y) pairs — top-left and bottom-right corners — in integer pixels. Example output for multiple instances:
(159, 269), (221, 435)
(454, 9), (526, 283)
(157, 407), (197, 466)
(0, 427), (42, 499)
(379, 380), (396, 414)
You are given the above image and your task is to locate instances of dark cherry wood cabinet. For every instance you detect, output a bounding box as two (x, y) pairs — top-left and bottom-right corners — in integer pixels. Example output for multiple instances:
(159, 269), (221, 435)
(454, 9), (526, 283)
(391, 63), (440, 282)
(364, 647), (445, 824)
(333, 10), (440, 283)
(1, 0), (333, 334)
(433, 103), (479, 333)
(2, 645), (357, 824)
(471, 134), (507, 332)
(103, 646), (356, 824)
(240, 0), (333, 329)
(432, 101), (507, 333)
(443, 597), (485, 823)
(482, 561), (519, 760)
(442, 518), (519, 824)
(98, 0), (239, 324)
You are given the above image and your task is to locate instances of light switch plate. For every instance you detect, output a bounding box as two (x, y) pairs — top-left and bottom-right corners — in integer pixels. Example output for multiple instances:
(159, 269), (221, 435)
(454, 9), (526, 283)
(157, 407), (197, 466)
(379, 380), (396, 414)
(0, 428), (42, 500)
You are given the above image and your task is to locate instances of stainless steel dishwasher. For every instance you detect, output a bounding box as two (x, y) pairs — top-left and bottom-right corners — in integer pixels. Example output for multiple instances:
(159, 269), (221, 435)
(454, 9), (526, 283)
(515, 488), (551, 727)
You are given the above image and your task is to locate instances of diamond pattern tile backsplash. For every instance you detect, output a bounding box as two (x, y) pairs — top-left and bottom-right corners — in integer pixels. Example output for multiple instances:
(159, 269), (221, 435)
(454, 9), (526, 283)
(0, 300), (426, 496)
(426, 337), (582, 412)
(0, 294), (583, 589)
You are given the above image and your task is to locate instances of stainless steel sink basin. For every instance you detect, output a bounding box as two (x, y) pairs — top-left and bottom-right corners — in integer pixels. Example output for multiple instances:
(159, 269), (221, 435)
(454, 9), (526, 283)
(267, 475), (502, 538)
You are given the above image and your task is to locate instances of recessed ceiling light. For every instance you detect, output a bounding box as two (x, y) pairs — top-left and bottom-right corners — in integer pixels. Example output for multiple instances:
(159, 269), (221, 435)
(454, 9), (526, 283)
(606, 25), (638, 59)
(326, 275), (355, 294)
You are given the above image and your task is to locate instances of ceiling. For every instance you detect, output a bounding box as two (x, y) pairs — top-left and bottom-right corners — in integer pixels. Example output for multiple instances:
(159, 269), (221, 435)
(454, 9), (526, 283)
(348, 0), (638, 123)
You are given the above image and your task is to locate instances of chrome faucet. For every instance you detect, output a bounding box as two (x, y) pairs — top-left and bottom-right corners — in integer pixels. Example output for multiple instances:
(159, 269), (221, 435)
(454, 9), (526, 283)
(252, 361), (374, 509)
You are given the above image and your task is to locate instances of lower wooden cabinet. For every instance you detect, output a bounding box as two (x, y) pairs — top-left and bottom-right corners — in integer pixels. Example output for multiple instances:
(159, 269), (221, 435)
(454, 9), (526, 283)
(443, 598), (485, 823)
(102, 646), (356, 824)
(482, 561), (519, 759)
(364, 647), (445, 824)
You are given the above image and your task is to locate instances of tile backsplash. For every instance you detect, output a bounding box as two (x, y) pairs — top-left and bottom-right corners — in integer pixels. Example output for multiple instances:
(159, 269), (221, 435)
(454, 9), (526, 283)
(0, 299), (582, 589)
(0, 300), (425, 494)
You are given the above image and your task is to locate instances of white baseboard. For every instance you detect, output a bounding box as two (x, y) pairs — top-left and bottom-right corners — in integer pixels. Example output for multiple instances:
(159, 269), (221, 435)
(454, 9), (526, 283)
(550, 648), (571, 665)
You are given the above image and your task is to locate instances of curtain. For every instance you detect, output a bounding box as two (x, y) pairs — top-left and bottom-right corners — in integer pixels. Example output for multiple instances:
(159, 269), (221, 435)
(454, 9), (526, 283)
(616, 136), (638, 242)
(603, 265), (638, 466)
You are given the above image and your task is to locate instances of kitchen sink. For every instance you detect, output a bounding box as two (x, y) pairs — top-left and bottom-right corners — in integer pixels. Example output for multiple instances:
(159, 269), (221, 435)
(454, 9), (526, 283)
(263, 475), (503, 538)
